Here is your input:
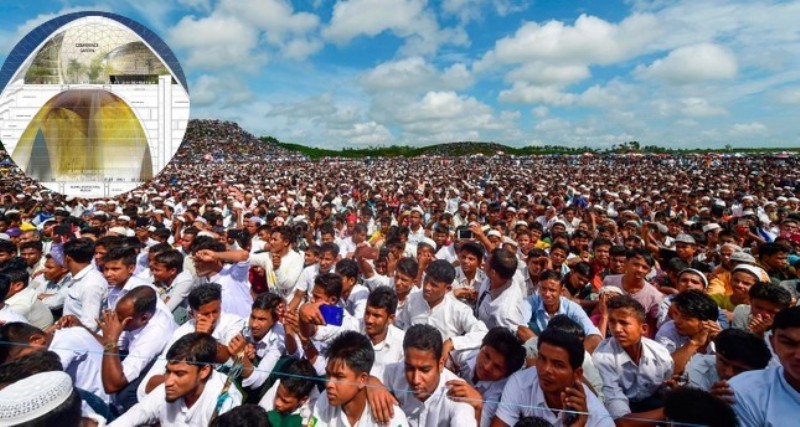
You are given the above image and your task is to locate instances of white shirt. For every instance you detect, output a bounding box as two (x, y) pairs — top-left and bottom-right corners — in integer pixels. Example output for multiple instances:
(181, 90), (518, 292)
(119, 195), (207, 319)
(730, 366), (800, 427)
(5, 286), (53, 329)
(49, 326), (111, 404)
(450, 349), (507, 427)
(137, 312), (245, 400)
(476, 279), (527, 333)
(109, 371), (242, 427)
(344, 283), (369, 320)
(308, 309), (360, 375)
(311, 390), (408, 427)
(63, 264), (108, 331)
(338, 236), (357, 258)
(34, 273), (71, 310)
(685, 354), (719, 391)
(0, 305), (27, 323)
(199, 261), (253, 318)
(162, 271), (197, 312)
(592, 337), (674, 419)
(364, 324), (405, 379)
(250, 251), (304, 300)
(382, 363), (476, 427)
(654, 320), (716, 354)
(435, 244), (457, 264)
(118, 308), (177, 383)
(494, 367), (614, 427)
(451, 267), (486, 308)
(294, 263), (321, 298)
(242, 323), (288, 389)
(395, 292), (488, 352)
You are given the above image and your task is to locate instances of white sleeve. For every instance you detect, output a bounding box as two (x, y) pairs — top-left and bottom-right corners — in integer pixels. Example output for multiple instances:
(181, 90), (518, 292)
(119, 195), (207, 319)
(108, 386), (163, 426)
(450, 305), (488, 351)
(165, 274), (196, 311)
(592, 350), (631, 419)
(80, 283), (105, 331)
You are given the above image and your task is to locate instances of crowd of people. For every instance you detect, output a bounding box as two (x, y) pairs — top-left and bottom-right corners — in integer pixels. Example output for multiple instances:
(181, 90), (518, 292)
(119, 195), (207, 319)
(0, 119), (798, 426)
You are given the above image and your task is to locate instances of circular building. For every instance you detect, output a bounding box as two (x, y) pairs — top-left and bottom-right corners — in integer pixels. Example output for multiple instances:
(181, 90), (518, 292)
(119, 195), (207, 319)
(0, 12), (190, 197)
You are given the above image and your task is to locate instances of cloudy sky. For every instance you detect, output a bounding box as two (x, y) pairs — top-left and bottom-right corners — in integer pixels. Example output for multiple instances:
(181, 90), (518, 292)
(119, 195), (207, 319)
(2, 0), (799, 149)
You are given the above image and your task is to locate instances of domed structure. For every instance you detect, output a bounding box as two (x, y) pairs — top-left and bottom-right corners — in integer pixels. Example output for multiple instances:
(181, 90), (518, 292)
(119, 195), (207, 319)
(0, 12), (190, 197)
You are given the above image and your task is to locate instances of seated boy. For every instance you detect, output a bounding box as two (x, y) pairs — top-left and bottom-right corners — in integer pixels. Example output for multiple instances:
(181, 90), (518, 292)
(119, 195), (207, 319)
(258, 358), (320, 427)
(654, 290), (720, 374)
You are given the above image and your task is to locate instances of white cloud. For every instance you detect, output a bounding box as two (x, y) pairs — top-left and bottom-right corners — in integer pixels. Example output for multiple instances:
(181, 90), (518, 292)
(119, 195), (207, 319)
(773, 87), (800, 105)
(532, 106), (549, 118)
(680, 97), (728, 117)
(359, 57), (473, 93)
(499, 84), (576, 105)
(324, 0), (467, 56)
(190, 74), (254, 108)
(332, 121), (393, 145)
(731, 122), (766, 134)
(504, 63), (590, 86)
(178, 0), (212, 10)
(636, 43), (738, 84)
(441, 0), (529, 23)
(170, 14), (265, 70)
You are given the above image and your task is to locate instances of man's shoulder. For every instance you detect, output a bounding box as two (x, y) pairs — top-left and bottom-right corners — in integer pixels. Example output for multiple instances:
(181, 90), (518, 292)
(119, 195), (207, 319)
(729, 366), (777, 391)
(642, 336), (673, 360)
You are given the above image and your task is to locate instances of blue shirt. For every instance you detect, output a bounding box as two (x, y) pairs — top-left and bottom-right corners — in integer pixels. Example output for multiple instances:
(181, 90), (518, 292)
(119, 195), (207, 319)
(527, 295), (601, 337)
(730, 366), (800, 426)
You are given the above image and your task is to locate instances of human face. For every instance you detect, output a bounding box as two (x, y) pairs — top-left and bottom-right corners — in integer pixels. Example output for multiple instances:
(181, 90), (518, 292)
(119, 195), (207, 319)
(763, 252), (789, 270)
(750, 298), (784, 320)
(475, 345), (508, 382)
(458, 251), (480, 275)
(422, 278), (449, 307)
(609, 255), (627, 274)
(624, 255), (650, 283)
(311, 285), (337, 305)
(404, 348), (442, 401)
(325, 358), (365, 406)
(249, 308), (274, 340)
(433, 231), (448, 247)
(150, 262), (177, 283)
(730, 271), (758, 297)
(164, 362), (210, 403)
(102, 259), (134, 287)
(270, 232), (289, 253)
(20, 248), (42, 267)
(180, 234), (195, 253)
(274, 383), (305, 414)
(318, 251), (337, 273)
(536, 342), (580, 396)
(363, 305), (392, 338)
(192, 300), (221, 328)
(538, 279), (562, 310)
(676, 273), (705, 292)
(720, 246), (736, 266)
(516, 234), (531, 252)
(394, 272), (415, 298)
(93, 245), (108, 267)
(320, 232), (335, 244)
(410, 212), (422, 227)
(715, 353), (757, 381)
(304, 250), (319, 266)
(608, 308), (646, 348)
(772, 327), (800, 384)
(550, 248), (567, 268)
(672, 309), (703, 337)
(593, 245), (610, 267)
(675, 243), (696, 261)
(43, 257), (67, 282)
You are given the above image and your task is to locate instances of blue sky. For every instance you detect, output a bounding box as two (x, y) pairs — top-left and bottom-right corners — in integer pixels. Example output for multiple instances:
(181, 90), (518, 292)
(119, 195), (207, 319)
(1, 0), (799, 149)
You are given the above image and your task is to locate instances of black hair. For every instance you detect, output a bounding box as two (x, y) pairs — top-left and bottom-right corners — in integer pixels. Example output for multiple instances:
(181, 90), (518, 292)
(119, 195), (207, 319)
(79, 226), (102, 237)
(403, 324), (443, 361)
(626, 247), (655, 267)
(188, 283), (222, 310)
(335, 258), (359, 280)
(592, 238), (613, 249)
(148, 242), (174, 256)
(209, 405), (270, 427)
(0, 322), (42, 362)
(271, 226), (295, 244)
(103, 246), (137, 266)
(758, 242), (790, 257)
(489, 248), (517, 280)
(748, 283), (792, 308)
(124, 285), (158, 316)
(0, 267), (29, 288)
(606, 294), (646, 323)
(280, 358), (318, 399)
(166, 332), (217, 366)
(18, 240), (43, 252)
(367, 287), (398, 315)
(663, 387), (737, 427)
(62, 238), (95, 264)
(527, 248), (547, 259)
(0, 240), (16, 255)
(0, 350), (63, 384)
(537, 327), (584, 370)
(538, 269), (561, 283)
(153, 250), (184, 273)
(570, 261), (593, 279)
(326, 331), (375, 375)
(547, 314), (586, 340)
(549, 242), (569, 255)
(671, 290), (718, 321)
(395, 257), (419, 279)
(482, 327), (525, 376)
(353, 223), (368, 235)
(425, 259), (456, 284)
(772, 306), (800, 332)
(715, 329), (771, 370)
(151, 228), (172, 240)
(95, 235), (125, 251)
(318, 242), (340, 258)
(252, 292), (283, 318)
(609, 245), (628, 257)
(314, 272), (343, 300)
(0, 275), (8, 300)
(191, 235), (226, 254)
(306, 245), (321, 257)
(514, 416), (554, 427)
(666, 257), (690, 273)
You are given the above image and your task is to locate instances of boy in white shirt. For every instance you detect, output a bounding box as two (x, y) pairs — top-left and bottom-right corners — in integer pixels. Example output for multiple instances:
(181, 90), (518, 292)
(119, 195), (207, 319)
(336, 258), (369, 320)
(476, 248), (527, 332)
(362, 287), (405, 378)
(109, 333), (242, 426)
(311, 331), (408, 426)
(289, 242), (339, 311)
(258, 358), (320, 426)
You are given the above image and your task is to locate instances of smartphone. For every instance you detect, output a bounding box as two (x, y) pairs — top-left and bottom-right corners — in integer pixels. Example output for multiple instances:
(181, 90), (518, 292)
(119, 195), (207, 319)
(358, 246), (380, 260)
(319, 304), (344, 326)
(456, 228), (473, 240)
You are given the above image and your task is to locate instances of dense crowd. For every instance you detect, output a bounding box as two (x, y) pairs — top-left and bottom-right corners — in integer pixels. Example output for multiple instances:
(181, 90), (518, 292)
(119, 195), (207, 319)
(0, 121), (798, 426)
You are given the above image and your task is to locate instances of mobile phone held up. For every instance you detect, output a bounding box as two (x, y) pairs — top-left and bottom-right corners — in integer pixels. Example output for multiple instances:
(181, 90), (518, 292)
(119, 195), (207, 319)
(455, 227), (473, 240)
(319, 304), (344, 326)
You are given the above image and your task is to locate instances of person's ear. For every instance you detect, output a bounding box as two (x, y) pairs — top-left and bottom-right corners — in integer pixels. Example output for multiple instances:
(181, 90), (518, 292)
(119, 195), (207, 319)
(641, 322), (649, 336)
(199, 364), (212, 381)
(30, 333), (47, 347)
(388, 313), (396, 324)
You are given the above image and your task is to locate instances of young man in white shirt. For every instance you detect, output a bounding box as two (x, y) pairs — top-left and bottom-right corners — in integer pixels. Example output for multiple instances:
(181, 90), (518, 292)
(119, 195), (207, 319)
(62, 238), (108, 331)
(491, 328), (614, 427)
(592, 295), (673, 424)
(139, 283), (244, 399)
(103, 246), (159, 310)
(380, 324), (477, 427)
(258, 358), (320, 425)
(654, 290), (720, 375)
(336, 258), (369, 320)
(289, 242), (338, 311)
(395, 260), (488, 363)
(109, 333), (242, 426)
(150, 249), (196, 314)
(476, 248), (527, 332)
(729, 306), (800, 425)
(362, 287), (405, 378)
(34, 251), (72, 317)
(192, 236), (253, 318)
(311, 331), (408, 426)
(448, 327), (526, 426)
(249, 226), (304, 300)
(685, 328), (771, 394)
(2, 266), (53, 329)
(451, 241), (486, 309)
(359, 255), (420, 312)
